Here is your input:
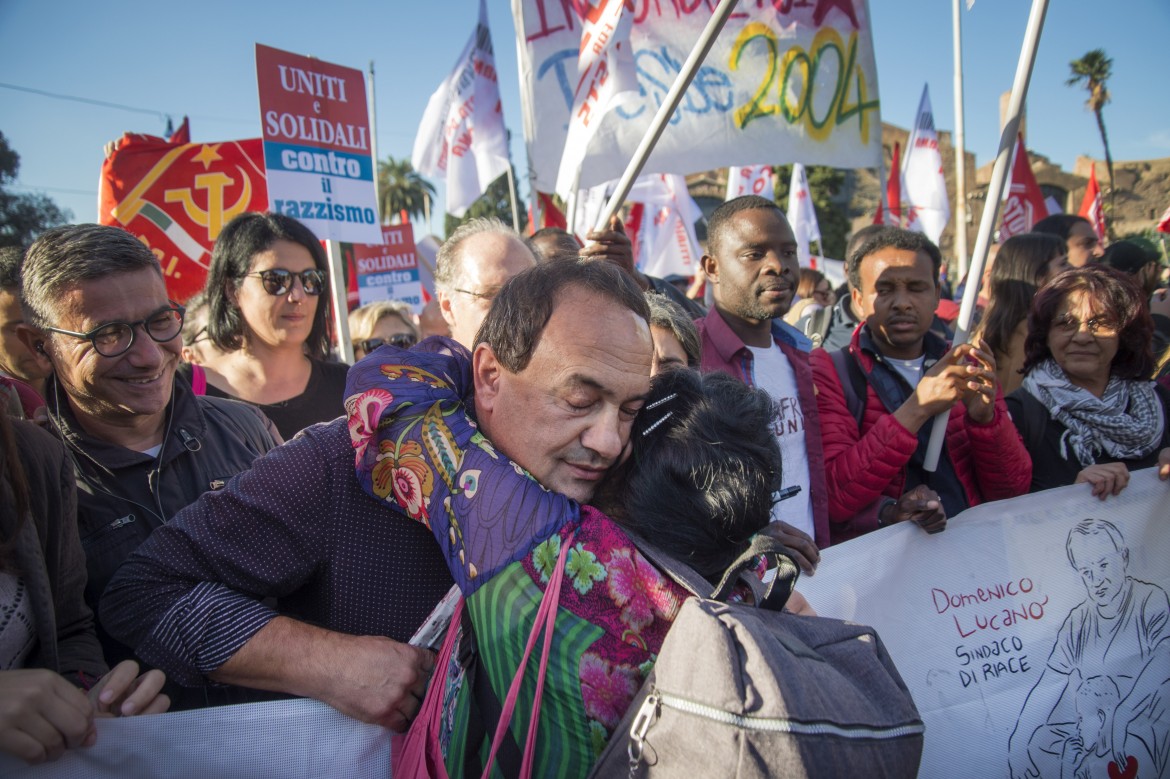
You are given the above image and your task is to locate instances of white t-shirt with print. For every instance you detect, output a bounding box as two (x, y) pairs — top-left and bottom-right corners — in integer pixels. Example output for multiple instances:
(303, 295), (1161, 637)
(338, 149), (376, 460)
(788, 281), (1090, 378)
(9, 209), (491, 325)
(748, 343), (815, 537)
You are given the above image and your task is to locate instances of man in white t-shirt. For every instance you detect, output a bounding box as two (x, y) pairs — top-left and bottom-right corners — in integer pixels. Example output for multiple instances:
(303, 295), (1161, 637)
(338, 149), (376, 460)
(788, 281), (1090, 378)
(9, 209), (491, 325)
(695, 196), (828, 569)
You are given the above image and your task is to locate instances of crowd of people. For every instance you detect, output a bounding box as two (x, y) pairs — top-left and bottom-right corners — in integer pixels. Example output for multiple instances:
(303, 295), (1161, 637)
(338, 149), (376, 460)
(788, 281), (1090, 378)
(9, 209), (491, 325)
(1, 199), (1168, 775)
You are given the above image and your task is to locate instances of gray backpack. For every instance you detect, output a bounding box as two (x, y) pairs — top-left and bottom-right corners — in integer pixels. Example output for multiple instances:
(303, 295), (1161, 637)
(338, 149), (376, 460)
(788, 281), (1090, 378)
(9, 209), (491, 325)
(588, 536), (924, 779)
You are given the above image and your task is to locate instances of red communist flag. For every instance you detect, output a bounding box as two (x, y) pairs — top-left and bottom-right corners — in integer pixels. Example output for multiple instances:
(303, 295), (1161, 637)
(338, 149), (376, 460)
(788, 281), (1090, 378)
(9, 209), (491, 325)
(99, 134), (268, 303)
(1078, 164), (1105, 241)
(999, 135), (1048, 240)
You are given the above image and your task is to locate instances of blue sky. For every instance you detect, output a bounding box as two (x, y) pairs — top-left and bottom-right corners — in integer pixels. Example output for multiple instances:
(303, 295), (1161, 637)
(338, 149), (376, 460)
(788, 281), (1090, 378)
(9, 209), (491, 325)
(1, 0), (1167, 233)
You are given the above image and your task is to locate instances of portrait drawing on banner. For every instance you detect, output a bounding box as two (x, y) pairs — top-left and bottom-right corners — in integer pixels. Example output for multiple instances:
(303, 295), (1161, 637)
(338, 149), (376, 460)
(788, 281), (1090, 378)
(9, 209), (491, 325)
(1009, 519), (1169, 779)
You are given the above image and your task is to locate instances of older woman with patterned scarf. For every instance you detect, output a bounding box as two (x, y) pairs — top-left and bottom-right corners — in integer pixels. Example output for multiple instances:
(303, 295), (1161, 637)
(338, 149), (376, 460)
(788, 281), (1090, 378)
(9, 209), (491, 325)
(1006, 264), (1170, 498)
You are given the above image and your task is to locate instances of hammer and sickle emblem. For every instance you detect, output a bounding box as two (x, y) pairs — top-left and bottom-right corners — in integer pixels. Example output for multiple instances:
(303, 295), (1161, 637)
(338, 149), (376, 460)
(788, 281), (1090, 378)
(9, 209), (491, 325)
(164, 168), (253, 241)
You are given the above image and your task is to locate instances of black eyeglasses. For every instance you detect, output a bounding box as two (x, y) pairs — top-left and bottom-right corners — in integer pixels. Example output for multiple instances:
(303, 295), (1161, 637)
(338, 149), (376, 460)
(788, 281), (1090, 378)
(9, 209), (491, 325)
(243, 268), (326, 296)
(44, 304), (186, 358)
(359, 333), (418, 353)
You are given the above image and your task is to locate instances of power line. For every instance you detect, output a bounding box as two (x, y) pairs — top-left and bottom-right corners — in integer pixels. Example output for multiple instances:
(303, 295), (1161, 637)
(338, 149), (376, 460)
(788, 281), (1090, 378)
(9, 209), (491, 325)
(0, 82), (246, 126)
(1, 81), (167, 119)
(9, 183), (97, 197)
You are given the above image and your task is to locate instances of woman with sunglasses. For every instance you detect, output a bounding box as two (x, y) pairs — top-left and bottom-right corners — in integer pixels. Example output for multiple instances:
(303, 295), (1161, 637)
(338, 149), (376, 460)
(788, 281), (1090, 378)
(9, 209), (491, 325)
(347, 300), (419, 361)
(181, 212), (349, 441)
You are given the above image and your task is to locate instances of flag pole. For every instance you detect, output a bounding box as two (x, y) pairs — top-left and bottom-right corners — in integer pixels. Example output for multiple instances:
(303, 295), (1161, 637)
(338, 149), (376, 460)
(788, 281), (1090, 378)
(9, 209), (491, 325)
(505, 166), (521, 233)
(567, 168), (582, 235)
(923, 0), (1048, 472)
(368, 60), (382, 223)
(591, 0), (739, 234)
(952, 0), (970, 280)
(326, 240), (355, 365)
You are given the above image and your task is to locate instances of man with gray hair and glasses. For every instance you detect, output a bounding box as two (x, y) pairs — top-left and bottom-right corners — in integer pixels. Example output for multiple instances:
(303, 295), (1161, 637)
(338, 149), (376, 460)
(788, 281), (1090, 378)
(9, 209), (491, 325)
(434, 217), (537, 348)
(16, 224), (279, 707)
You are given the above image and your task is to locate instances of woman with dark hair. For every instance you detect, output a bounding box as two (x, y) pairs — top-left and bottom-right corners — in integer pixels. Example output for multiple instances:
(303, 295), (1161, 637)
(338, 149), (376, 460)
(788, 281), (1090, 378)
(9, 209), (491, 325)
(345, 348), (799, 777)
(1006, 264), (1170, 497)
(974, 233), (1069, 394)
(181, 211), (348, 440)
(0, 404), (169, 765)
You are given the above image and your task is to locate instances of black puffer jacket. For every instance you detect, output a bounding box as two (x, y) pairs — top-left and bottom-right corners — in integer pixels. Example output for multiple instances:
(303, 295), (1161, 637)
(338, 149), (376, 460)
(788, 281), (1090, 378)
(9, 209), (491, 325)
(43, 375), (279, 668)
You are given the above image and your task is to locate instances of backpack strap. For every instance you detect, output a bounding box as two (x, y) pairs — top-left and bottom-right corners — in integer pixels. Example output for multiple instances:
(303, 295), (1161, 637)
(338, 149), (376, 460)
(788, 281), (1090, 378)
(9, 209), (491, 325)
(802, 305), (833, 348)
(830, 348), (867, 430)
(626, 531), (798, 613)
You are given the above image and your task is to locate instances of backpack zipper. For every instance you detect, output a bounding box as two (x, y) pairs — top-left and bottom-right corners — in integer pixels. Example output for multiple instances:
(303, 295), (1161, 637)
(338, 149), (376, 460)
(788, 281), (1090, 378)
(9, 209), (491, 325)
(627, 686), (925, 770)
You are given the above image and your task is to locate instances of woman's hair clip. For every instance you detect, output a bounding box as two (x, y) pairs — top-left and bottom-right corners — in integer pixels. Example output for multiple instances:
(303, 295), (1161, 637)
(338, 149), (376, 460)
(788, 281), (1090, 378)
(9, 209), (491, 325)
(644, 392), (677, 411)
(642, 411), (673, 436)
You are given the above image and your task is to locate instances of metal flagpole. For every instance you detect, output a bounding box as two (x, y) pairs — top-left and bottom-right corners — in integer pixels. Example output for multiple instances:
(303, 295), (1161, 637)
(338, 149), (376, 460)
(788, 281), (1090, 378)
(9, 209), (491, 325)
(505, 166), (521, 233)
(923, 0), (1049, 472)
(566, 168), (582, 235)
(952, 0), (970, 280)
(529, 171), (542, 232)
(327, 240), (355, 365)
(368, 61), (383, 223)
(591, 0), (739, 234)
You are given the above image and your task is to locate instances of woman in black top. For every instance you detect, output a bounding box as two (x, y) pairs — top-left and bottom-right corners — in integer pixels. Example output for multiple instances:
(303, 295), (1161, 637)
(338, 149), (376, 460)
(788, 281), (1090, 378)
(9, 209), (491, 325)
(1006, 265), (1170, 497)
(180, 212), (348, 440)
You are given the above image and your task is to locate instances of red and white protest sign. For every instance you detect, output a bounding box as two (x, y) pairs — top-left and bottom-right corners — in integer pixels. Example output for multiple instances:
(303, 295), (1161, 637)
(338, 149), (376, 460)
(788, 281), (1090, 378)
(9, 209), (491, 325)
(256, 44), (381, 243)
(352, 225), (424, 311)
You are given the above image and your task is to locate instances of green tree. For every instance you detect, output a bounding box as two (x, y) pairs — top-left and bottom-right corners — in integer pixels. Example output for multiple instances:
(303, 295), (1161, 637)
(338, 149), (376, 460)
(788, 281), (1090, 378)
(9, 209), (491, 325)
(1067, 50), (1115, 206)
(0, 131), (71, 248)
(376, 156), (435, 225)
(773, 165), (848, 260)
(443, 166), (527, 238)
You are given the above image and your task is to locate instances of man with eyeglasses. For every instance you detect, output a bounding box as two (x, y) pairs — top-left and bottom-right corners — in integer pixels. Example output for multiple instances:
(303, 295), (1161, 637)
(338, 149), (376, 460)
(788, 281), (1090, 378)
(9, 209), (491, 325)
(434, 217), (537, 348)
(16, 224), (280, 706)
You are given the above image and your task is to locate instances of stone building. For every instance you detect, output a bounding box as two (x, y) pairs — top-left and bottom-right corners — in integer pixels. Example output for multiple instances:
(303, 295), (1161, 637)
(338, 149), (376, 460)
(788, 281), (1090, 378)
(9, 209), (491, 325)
(682, 124), (1167, 267)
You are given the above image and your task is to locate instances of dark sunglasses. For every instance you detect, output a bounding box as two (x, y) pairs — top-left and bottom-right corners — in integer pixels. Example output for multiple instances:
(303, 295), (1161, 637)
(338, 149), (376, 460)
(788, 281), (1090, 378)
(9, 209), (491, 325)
(359, 333), (418, 353)
(243, 268), (326, 296)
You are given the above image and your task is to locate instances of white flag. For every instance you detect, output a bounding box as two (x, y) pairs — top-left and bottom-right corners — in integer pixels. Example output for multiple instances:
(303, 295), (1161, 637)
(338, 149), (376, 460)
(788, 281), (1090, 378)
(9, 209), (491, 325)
(787, 164), (821, 267)
(628, 174), (702, 279)
(553, 0), (638, 199)
(572, 180), (612, 242)
(411, 0), (510, 218)
(901, 85), (950, 245)
(725, 165), (774, 201)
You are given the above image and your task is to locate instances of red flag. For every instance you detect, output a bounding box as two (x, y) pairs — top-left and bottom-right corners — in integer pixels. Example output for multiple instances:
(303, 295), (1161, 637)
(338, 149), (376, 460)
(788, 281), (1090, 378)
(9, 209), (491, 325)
(526, 191), (566, 234)
(999, 135), (1048, 240)
(1077, 164), (1105, 241)
(874, 141), (902, 226)
(167, 116), (190, 145)
(1158, 204), (1170, 234)
(99, 135), (268, 302)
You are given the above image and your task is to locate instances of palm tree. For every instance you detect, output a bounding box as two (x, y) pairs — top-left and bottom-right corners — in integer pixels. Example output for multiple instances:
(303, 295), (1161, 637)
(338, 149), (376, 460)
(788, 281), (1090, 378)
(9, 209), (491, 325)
(1066, 49), (1114, 204)
(376, 157), (435, 226)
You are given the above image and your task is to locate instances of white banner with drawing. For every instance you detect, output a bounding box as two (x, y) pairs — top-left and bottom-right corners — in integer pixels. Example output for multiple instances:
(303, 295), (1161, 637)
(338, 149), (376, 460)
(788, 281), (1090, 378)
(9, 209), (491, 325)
(4, 472), (1165, 778)
(802, 468), (1168, 779)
